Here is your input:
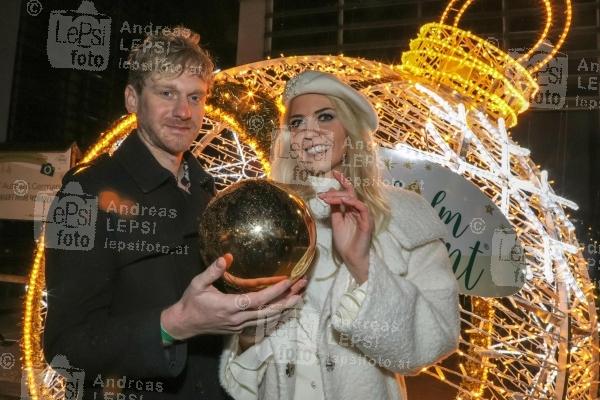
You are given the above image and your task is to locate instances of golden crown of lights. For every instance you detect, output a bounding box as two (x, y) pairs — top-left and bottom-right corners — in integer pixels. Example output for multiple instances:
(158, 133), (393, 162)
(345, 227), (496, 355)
(401, 23), (537, 127)
(401, 0), (571, 127)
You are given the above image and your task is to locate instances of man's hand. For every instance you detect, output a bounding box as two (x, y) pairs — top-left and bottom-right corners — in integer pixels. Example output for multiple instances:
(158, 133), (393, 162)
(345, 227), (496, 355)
(160, 253), (307, 340)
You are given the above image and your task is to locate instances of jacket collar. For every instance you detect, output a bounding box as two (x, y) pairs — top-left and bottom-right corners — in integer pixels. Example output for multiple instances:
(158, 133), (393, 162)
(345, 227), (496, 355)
(183, 147), (215, 194)
(115, 131), (214, 193)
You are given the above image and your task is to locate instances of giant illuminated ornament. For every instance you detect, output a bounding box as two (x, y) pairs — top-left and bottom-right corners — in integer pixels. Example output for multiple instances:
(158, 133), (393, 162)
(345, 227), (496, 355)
(23, 0), (598, 399)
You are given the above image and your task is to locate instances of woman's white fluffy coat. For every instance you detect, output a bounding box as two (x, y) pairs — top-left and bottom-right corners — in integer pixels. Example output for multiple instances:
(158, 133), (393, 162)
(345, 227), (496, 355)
(219, 185), (460, 400)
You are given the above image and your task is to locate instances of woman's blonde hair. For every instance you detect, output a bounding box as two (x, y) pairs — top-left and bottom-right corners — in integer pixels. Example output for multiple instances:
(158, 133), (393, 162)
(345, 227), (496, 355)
(270, 94), (391, 235)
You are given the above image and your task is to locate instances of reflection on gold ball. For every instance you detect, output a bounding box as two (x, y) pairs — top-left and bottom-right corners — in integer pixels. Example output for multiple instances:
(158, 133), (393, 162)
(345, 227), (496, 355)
(199, 179), (316, 293)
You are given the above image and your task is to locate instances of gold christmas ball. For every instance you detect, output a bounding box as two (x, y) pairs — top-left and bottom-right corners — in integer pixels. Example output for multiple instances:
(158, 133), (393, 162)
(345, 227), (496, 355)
(199, 179), (316, 293)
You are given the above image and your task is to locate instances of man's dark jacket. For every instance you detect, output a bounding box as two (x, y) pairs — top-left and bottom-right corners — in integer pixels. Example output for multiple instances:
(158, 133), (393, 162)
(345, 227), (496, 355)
(43, 132), (232, 399)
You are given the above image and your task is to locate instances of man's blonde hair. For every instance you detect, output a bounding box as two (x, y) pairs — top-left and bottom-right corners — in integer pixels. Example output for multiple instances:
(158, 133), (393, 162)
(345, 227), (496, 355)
(127, 25), (214, 93)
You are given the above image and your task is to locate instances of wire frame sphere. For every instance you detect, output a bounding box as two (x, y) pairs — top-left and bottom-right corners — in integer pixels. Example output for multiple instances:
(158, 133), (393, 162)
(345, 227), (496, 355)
(22, 55), (597, 400)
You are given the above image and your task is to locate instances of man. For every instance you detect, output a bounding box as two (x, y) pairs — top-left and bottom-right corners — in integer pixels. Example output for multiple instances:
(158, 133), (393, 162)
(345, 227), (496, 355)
(43, 27), (304, 399)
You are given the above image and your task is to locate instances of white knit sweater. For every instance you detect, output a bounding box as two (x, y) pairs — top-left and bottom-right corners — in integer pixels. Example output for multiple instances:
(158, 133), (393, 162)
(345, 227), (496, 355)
(219, 177), (460, 400)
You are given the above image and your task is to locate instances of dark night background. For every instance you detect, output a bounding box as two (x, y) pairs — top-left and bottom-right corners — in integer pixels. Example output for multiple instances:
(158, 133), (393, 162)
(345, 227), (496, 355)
(0, 1), (240, 287)
(7, 0), (239, 148)
(0, 0), (599, 397)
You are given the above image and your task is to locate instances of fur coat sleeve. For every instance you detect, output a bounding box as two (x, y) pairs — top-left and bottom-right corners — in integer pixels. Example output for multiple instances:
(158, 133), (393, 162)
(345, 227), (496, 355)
(330, 186), (460, 374)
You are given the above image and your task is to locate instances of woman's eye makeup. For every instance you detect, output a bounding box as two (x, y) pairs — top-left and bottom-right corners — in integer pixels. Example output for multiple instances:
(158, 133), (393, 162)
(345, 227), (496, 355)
(317, 112), (335, 122)
(288, 111), (335, 130)
(289, 118), (303, 129)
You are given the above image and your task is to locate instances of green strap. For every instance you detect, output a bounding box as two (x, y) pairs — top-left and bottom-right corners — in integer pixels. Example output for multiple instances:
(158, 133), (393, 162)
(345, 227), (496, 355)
(160, 323), (176, 345)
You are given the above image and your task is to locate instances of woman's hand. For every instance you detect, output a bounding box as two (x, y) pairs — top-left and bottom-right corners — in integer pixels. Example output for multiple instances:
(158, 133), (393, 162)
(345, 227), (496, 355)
(317, 170), (374, 284)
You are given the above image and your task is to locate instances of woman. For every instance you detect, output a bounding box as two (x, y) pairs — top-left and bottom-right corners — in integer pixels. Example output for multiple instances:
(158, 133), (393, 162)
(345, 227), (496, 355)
(219, 70), (460, 400)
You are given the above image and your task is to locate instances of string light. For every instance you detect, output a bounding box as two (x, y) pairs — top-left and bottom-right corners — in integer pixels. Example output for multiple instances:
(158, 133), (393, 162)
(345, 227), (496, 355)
(440, 0), (571, 75)
(401, 23), (538, 127)
(452, 0), (475, 27)
(516, 0), (553, 65)
(527, 0), (572, 74)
